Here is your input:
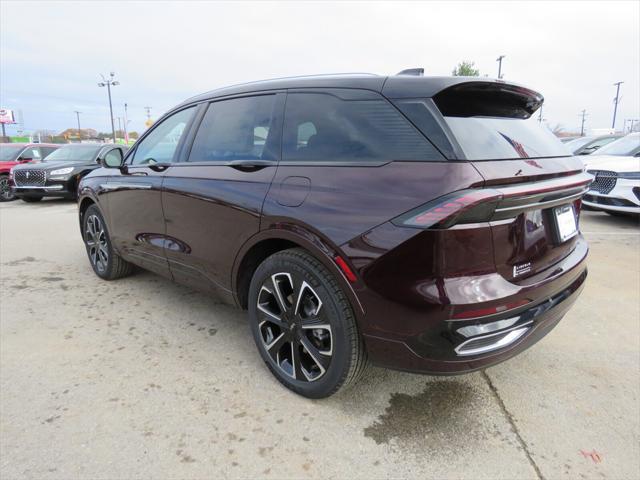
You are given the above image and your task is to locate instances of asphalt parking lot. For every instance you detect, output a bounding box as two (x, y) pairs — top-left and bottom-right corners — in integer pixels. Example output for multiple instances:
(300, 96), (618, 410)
(0, 199), (638, 480)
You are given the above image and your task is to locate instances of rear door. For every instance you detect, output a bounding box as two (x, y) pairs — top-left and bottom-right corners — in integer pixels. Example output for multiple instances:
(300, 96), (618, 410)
(105, 106), (197, 278)
(161, 93), (284, 299)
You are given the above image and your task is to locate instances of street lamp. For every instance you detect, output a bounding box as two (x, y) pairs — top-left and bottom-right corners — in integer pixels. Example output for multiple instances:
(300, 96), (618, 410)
(98, 72), (119, 143)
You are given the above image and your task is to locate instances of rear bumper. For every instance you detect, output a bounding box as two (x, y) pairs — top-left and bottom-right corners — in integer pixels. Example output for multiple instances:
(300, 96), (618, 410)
(361, 236), (588, 374)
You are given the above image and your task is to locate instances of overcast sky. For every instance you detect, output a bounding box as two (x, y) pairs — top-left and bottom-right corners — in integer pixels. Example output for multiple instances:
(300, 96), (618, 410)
(1, 1), (638, 136)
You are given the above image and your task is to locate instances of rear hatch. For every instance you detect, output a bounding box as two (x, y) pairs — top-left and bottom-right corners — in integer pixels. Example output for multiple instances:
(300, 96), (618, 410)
(391, 79), (592, 283)
(433, 81), (589, 282)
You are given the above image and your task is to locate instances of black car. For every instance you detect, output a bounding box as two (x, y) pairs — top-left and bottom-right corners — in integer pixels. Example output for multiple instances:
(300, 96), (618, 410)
(11, 144), (128, 202)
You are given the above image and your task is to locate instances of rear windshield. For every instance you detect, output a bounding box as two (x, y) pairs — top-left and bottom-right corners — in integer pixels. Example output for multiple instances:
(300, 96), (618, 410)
(444, 116), (570, 160)
(44, 145), (102, 162)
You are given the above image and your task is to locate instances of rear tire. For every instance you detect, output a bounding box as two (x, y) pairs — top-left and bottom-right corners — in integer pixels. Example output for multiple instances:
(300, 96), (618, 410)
(83, 204), (134, 280)
(21, 196), (42, 203)
(0, 174), (15, 202)
(248, 248), (367, 398)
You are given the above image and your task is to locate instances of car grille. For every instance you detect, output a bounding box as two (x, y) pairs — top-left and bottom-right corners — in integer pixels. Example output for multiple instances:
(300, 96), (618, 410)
(588, 170), (617, 194)
(13, 170), (46, 187)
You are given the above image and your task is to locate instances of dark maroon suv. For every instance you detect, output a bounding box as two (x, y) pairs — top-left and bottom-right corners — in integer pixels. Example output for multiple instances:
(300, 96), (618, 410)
(77, 73), (590, 398)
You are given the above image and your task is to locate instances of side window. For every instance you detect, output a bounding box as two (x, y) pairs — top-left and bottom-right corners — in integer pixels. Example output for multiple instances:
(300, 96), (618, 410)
(282, 92), (443, 162)
(132, 107), (195, 165)
(188, 95), (277, 162)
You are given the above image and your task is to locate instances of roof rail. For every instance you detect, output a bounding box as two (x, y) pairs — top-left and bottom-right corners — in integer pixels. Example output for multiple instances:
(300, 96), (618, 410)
(397, 68), (424, 76)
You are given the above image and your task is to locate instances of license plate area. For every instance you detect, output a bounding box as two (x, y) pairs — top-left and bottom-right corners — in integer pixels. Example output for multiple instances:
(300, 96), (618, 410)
(551, 204), (578, 243)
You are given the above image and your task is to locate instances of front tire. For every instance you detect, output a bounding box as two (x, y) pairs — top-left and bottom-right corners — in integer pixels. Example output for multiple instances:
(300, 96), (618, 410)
(83, 205), (134, 280)
(21, 196), (42, 203)
(248, 248), (367, 398)
(0, 175), (15, 202)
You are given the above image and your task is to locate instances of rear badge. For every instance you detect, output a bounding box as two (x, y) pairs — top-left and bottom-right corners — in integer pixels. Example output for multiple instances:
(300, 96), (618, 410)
(513, 262), (531, 277)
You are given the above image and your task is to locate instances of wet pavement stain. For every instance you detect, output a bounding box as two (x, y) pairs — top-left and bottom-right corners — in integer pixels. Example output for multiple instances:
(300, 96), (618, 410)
(2, 256), (37, 266)
(364, 380), (493, 451)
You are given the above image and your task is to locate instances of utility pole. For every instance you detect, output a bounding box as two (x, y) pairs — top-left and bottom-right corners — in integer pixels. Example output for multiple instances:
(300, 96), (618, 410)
(496, 55), (506, 79)
(580, 109), (588, 136)
(98, 72), (120, 143)
(124, 103), (129, 145)
(117, 117), (122, 141)
(74, 111), (82, 141)
(611, 81), (623, 130)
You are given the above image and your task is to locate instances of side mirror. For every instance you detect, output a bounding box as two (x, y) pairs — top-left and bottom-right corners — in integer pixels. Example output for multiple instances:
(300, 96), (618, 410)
(18, 157), (33, 162)
(102, 150), (123, 168)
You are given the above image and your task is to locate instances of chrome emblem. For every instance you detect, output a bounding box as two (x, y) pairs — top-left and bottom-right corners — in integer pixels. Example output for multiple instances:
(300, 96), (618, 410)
(26, 171), (30, 179)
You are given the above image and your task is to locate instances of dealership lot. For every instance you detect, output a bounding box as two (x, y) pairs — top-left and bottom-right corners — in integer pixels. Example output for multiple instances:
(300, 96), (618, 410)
(0, 199), (638, 479)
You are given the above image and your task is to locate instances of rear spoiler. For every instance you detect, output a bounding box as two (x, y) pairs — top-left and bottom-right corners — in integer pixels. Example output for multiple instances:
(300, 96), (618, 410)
(383, 77), (543, 119)
(433, 82), (543, 119)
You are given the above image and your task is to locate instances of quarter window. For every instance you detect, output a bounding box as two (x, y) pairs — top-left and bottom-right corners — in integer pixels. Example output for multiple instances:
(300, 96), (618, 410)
(131, 107), (195, 165)
(282, 92), (442, 162)
(188, 95), (277, 162)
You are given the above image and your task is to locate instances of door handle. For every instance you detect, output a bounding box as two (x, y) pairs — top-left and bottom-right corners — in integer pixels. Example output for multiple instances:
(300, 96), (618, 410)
(148, 163), (171, 172)
(228, 159), (277, 172)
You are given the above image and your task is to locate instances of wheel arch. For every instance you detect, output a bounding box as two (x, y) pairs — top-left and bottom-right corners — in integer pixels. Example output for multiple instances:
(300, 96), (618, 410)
(232, 226), (364, 318)
(78, 194), (100, 235)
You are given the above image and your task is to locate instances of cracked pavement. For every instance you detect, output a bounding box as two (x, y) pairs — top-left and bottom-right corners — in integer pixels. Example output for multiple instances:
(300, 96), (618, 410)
(1, 199), (638, 479)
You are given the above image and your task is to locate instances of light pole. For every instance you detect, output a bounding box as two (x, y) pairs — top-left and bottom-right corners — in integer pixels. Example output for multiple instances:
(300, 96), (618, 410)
(611, 81), (623, 130)
(74, 111), (82, 141)
(98, 72), (120, 143)
(496, 55), (506, 79)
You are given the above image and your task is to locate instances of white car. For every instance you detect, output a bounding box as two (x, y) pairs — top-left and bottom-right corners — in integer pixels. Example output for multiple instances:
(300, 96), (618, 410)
(582, 133), (640, 215)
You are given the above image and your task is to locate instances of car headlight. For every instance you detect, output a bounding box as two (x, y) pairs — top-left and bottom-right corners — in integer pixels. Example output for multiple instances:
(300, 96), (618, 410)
(618, 172), (640, 180)
(50, 167), (74, 176)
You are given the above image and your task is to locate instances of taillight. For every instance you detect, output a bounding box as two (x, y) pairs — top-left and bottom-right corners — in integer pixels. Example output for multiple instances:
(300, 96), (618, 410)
(392, 189), (502, 229)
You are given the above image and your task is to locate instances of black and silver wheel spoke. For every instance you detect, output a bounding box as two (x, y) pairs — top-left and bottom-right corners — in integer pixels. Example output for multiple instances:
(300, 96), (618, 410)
(257, 273), (333, 382)
(0, 178), (11, 200)
(85, 214), (109, 273)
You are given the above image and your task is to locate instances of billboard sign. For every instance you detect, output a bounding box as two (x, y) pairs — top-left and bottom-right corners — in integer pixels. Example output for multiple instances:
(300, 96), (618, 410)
(0, 108), (15, 124)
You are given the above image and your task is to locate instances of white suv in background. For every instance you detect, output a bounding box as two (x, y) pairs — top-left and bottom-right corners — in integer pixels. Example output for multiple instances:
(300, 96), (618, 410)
(583, 133), (640, 216)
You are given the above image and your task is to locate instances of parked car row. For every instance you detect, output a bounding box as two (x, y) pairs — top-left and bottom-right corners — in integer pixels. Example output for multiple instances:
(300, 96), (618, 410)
(581, 132), (640, 215)
(0, 143), (128, 202)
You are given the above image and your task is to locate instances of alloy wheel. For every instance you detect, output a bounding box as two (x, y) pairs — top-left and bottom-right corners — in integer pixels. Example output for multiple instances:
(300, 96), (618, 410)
(0, 177), (14, 201)
(257, 272), (333, 382)
(85, 214), (109, 273)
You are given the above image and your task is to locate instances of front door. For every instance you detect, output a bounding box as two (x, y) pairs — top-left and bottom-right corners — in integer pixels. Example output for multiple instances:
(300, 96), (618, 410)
(161, 93), (284, 299)
(105, 106), (197, 278)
